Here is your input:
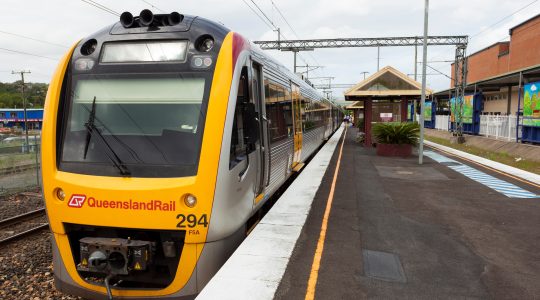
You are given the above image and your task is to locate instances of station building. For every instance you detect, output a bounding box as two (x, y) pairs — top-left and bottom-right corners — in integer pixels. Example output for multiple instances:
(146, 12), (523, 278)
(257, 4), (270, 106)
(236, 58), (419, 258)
(0, 108), (44, 130)
(442, 13), (540, 116)
(344, 66), (432, 145)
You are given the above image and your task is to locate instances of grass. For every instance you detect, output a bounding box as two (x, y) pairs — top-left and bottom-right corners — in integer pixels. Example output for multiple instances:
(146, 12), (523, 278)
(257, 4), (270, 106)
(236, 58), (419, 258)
(424, 135), (540, 175)
(0, 153), (37, 169)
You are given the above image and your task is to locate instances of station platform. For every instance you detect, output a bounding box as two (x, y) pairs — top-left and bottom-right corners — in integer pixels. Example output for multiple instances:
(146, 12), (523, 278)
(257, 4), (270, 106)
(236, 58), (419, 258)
(198, 125), (540, 300)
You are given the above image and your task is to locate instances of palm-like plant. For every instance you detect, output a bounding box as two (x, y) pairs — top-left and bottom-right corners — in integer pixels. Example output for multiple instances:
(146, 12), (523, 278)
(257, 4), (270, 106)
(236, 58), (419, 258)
(372, 122), (420, 145)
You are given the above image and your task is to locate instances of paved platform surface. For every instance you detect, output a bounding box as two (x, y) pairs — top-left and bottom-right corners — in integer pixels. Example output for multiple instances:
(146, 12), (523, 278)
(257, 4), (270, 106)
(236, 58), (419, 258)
(275, 127), (540, 300)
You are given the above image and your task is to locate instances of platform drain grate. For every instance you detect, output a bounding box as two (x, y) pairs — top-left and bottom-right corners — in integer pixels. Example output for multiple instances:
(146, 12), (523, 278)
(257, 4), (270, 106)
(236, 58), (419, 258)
(362, 249), (406, 283)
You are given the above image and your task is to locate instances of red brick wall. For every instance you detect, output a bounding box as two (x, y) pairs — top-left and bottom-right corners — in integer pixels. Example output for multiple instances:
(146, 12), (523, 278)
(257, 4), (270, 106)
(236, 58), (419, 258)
(450, 15), (540, 87)
(508, 16), (540, 70)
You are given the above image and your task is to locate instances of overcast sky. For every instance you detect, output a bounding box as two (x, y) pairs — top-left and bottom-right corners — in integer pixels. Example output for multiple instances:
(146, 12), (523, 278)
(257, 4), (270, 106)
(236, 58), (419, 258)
(1, 0), (539, 99)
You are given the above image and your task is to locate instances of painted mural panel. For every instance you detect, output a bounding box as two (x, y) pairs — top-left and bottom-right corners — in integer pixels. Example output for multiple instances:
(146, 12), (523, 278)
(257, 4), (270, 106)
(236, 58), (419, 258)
(450, 95), (473, 124)
(523, 81), (540, 127)
(424, 101), (432, 120)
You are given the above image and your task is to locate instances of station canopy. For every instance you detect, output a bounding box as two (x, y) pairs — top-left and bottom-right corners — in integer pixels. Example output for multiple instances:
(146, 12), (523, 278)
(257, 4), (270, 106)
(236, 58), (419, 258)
(345, 66), (432, 99)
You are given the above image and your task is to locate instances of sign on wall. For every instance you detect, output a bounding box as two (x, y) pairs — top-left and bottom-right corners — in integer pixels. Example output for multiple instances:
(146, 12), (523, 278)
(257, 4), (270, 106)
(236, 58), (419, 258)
(523, 81), (540, 127)
(450, 95), (473, 124)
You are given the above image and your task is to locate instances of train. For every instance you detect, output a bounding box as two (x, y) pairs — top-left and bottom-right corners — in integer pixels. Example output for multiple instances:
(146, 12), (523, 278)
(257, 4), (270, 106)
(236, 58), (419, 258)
(42, 9), (342, 299)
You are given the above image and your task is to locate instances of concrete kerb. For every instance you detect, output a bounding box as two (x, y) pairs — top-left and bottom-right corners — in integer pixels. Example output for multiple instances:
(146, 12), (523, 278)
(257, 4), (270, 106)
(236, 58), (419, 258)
(425, 140), (540, 184)
(196, 126), (345, 300)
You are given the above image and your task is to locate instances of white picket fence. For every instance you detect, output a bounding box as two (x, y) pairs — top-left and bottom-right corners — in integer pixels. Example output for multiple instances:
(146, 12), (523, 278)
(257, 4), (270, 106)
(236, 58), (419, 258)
(434, 115), (450, 131)
(432, 114), (518, 141)
(479, 115), (518, 141)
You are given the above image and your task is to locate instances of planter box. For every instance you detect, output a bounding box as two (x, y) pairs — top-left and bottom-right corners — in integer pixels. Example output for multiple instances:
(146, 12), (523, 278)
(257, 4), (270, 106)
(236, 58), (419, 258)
(376, 143), (412, 157)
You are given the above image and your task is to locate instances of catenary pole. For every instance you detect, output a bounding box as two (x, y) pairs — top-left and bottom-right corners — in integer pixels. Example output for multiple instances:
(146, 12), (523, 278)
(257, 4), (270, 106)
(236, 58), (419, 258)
(12, 70), (31, 153)
(419, 0), (429, 165)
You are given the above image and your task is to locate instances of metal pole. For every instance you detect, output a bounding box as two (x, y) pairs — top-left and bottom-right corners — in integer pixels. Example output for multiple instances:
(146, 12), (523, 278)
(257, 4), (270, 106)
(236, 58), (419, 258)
(34, 135), (39, 188)
(362, 72), (368, 80)
(293, 51), (297, 73)
(414, 39), (418, 81)
(516, 71), (522, 142)
(12, 70), (31, 153)
(419, 0), (429, 165)
(413, 40), (418, 122)
(377, 46), (380, 71)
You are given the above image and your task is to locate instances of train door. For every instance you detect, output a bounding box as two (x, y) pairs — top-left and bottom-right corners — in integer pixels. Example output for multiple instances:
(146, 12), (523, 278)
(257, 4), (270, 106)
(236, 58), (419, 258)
(250, 61), (269, 201)
(291, 83), (303, 169)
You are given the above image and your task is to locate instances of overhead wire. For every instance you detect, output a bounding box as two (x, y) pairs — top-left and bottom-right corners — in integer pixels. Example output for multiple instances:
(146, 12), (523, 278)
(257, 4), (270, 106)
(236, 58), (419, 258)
(469, 0), (538, 38)
(0, 47), (58, 61)
(427, 0), (539, 67)
(241, 0), (311, 69)
(268, 1), (323, 77)
(79, 0), (120, 16)
(241, 0), (275, 30)
(0, 30), (68, 49)
(424, 0), (539, 88)
(141, 0), (166, 13)
(249, 0), (276, 28)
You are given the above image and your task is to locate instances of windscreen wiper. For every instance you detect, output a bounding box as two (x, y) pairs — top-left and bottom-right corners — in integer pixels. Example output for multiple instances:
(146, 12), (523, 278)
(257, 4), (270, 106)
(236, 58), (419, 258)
(83, 96), (131, 176)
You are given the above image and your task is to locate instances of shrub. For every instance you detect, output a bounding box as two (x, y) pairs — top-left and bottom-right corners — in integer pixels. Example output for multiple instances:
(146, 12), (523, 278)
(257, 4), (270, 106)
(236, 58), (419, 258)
(372, 122), (420, 145)
(355, 118), (364, 130)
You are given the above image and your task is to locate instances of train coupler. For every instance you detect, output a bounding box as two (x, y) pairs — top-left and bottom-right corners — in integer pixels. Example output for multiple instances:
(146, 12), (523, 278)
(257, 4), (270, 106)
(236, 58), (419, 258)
(77, 237), (153, 275)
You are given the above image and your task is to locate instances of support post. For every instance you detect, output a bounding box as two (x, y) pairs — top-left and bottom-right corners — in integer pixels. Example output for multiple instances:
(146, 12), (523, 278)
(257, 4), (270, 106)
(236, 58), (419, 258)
(414, 39), (418, 81)
(419, 0), (429, 165)
(506, 85), (512, 115)
(364, 99), (372, 146)
(516, 72), (522, 142)
(377, 46), (380, 71)
(293, 50), (297, 73)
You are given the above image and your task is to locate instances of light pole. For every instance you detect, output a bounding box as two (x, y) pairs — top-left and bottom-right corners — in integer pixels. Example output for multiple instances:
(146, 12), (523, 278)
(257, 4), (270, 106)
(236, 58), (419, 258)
(419, 0), (429, 165)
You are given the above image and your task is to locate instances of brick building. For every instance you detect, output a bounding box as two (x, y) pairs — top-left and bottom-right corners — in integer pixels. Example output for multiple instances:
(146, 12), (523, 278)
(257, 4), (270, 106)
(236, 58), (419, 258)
(447, 14), (540, 115)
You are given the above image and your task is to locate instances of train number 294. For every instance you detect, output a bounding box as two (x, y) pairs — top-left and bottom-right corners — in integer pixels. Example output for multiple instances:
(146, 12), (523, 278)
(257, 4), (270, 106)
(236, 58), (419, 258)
(176, 214), (209, 228)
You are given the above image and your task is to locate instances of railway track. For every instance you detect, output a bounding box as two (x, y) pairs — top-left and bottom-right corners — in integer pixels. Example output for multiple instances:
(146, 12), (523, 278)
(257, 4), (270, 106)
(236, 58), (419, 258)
(0, 163), (36, 176)
(0, 208), (48, 246)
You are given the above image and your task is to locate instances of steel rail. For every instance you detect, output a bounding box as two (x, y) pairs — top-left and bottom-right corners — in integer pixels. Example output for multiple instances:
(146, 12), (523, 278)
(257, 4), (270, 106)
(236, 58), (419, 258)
(0, 208), (46, 228)
(0, 223), (49, 246)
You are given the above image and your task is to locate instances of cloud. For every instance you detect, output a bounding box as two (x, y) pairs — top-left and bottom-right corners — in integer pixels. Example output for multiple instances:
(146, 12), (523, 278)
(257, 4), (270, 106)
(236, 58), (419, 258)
(0, 0), (538, 96)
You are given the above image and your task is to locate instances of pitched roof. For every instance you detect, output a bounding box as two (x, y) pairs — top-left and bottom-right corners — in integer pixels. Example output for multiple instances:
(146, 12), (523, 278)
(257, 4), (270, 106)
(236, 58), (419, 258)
(344, 66), (432, 98)
(345, 101), (364, 109)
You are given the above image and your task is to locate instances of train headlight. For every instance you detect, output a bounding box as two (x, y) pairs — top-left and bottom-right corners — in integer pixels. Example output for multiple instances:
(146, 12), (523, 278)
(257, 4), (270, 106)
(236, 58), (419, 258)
(56, 188), (65, 201)
(196, 35), (214, 52)
(74, 58), (95, 71)
(184, 194), (197, 208)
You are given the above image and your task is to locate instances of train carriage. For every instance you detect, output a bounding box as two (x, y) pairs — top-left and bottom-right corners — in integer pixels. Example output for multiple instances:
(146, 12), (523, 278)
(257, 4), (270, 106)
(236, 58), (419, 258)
(42, 10), (341, 299)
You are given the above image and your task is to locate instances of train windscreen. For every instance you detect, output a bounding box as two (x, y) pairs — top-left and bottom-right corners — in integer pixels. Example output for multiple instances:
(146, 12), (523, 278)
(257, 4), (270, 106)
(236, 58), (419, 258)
(58, 73), (210, 177)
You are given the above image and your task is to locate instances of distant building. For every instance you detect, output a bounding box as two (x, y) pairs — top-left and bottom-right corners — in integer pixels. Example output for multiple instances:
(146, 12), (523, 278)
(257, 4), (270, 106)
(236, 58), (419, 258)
(445, 14), (540, 115)
(0, 108), (43, 130)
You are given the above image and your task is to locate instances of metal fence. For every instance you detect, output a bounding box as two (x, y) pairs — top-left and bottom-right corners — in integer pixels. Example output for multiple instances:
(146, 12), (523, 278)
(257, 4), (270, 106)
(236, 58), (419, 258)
(434, 115), (450, 131)
(431, 115), (519, 142)
(0, 139), (41, 196)
(479, 115), (518, 141)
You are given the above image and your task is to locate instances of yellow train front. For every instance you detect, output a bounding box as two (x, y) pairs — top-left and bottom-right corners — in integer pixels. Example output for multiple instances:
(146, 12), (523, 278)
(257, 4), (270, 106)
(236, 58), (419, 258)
(42, 9), (341, 299)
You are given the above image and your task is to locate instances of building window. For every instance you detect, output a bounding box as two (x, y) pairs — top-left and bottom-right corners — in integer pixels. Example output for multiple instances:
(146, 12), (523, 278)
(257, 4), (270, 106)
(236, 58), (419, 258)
(0, 112), (5, 118)
(10, 112), (16, 118)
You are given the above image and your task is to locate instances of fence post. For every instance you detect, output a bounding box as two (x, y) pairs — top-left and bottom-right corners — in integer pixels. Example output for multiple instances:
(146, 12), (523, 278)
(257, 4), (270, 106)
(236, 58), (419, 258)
(486, 116), (489, 138)
(508, 116), (512, 141)
(495, 117), (499, 139)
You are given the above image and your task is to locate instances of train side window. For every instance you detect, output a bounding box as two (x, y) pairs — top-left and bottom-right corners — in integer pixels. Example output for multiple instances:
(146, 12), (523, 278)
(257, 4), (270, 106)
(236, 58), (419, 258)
(230, 67), (250, 170)
(264, 81), (292, 143)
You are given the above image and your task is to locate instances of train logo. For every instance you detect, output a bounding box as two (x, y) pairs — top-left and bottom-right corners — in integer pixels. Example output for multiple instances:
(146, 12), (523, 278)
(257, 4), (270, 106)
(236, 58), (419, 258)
(67, 194), (86, 208)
